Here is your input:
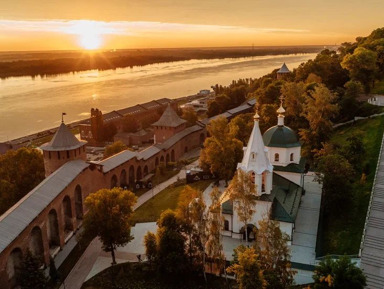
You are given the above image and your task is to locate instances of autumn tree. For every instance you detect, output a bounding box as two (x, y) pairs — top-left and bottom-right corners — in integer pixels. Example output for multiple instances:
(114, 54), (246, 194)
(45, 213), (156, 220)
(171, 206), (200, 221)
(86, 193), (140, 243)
(313, 256), (366, 289)
(299, 84), (339, 160)
(181, 107), (198, 127)
(255, 218), (295, 289)
(144, 232), (157, 264)
(206, 187), (226, 274)
(227, 246), (266, 289)
(341, 47), (378, 92)
(280, 81), (308, 132)
(104, 140), (127, 159)
(0, 148), (45, 215)
(18, 250), (48, 289)
(229, 113), (254, 146)
(82, 187), (137, 264)
(228, 169), (257, 243)
(122, 114), (140, 133)
(199, 116), (243, 182)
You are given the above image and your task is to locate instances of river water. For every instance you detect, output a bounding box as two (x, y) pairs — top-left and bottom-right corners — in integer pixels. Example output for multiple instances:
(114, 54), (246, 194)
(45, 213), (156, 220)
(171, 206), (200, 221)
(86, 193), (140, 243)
(0, 53), (316, 141)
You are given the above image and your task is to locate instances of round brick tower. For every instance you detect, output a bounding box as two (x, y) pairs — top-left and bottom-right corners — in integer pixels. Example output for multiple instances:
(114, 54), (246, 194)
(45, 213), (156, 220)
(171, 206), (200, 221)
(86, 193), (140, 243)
(41, 122), (87, 177)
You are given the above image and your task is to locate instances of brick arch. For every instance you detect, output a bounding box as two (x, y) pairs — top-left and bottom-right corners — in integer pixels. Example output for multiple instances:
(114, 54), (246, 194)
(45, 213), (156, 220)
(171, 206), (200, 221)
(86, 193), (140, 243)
(129, 165), (135, 185)
(6, 247), (23, 288)
(136, 166), (142, 181)
(75, 185), (83, 221)
(47, 209), (60, 253)
(62, 196), (74, 235)
(144, 165), (149, 177)
(111, 174), (118, 188)
(120, 169), (127, 187)
(166, 153), (170, 164)
(160, 155), (165, 164)
(155, 157), (159, 168)
(29, 226), (45, 265)
(171, 149), (175, 162)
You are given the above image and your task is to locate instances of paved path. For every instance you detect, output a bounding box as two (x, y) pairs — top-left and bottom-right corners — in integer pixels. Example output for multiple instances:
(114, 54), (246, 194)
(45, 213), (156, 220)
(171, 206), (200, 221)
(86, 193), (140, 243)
(360, 133), (384, 289)
(60, 161), (197, 289)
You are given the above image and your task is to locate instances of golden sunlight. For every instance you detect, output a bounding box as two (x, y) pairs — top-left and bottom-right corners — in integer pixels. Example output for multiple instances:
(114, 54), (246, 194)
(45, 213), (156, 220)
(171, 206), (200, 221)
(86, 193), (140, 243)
(71, 20), (103, 50)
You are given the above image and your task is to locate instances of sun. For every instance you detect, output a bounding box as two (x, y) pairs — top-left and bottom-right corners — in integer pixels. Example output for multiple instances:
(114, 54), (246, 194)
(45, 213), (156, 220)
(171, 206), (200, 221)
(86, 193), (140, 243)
(79, 33), (102, 50)
(70, 20), (104, 50)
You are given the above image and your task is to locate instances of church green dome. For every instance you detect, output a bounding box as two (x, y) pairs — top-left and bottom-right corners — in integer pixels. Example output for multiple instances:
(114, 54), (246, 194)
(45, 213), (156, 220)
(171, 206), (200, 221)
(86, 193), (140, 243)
(263, 125), (301, 148)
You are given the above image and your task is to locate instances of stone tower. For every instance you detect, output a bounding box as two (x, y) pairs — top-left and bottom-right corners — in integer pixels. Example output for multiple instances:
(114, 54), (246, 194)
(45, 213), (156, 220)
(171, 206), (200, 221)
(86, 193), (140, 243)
(276, 63), (291, 80)
(152, 104), (186, 144)
(90, 108), (104, 142)
(41, 122), (87, 177)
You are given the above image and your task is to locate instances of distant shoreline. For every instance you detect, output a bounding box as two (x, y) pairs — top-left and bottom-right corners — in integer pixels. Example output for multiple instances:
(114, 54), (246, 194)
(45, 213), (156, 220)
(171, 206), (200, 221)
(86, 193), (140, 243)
(0, 45), (328, 79)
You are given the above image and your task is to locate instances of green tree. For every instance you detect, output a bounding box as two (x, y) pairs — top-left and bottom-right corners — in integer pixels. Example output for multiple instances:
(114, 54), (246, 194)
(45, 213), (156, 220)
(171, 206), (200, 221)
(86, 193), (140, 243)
(144, 232), (157, 264)
(227, 246), (266, 289)
(341, 47), (378, 92)
(255, 219), (295, 289)
(104, 140), (127, 159)
(155, 209), (189, 276)
(82, 187), (137, 264)
(207, 100), (221, 117)
(299, 84), (339, 160)
(18, 250), (48, 289)
(259, 104), (278, 133)
(228, 169), (257, 243)
(339, 81), (363, 120)
(0, 148), (44, 215)
(313, 256), (366, 289)
(199, 117), (243, 182)
(181, 107), (198, 127)
(229, 113), (254, 146)
(122, 114), (140, 133)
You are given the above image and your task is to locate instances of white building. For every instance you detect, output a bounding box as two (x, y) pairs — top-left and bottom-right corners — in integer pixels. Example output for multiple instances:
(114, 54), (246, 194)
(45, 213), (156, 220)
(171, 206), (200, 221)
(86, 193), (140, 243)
(222, 98), (305, 243)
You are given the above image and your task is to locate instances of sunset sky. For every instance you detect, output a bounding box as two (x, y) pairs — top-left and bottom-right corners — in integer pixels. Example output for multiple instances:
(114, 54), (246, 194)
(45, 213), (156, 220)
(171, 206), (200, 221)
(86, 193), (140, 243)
(1, 0), (383, 51)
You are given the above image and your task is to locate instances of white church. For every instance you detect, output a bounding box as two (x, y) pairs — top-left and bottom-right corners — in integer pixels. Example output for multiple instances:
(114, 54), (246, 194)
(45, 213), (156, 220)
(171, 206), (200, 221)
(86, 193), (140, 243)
(221, 97), (305, 244)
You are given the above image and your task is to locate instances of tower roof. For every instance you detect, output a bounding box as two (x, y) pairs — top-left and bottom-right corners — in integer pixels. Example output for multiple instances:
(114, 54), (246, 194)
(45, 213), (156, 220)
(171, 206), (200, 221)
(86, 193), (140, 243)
(152, 104), (186, 128)
(238, 117), (273, 175)
(41, 123), (86, 151)
(277, 63), (290, 74)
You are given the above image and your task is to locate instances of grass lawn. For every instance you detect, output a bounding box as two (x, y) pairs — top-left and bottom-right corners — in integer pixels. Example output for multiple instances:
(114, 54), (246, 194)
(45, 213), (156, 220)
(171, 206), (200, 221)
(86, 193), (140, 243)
(132, 179), (213, 224)
(320, 115), (384, 255)
(82, 262), (234, 289)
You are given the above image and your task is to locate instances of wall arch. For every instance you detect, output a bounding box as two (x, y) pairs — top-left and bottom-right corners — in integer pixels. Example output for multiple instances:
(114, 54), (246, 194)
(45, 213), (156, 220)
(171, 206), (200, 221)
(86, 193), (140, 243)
(136, 166), (142, 181)
(166, 153), (170, 164)
(120, 169), (127, 187)
(6, 248), (23, 288)
(143, 165), (148, 177)
(62, 196), (74, 234)
(155, 157), (159, 168)
(129, 165), (135, 185)
(160, 155), (165, 164)
(47, 209), (60, 252)
(171, 150), (175, 162)
(29, 226), (44, 264)
(110, 174), (118, 188)
(75, 185), (83, 220)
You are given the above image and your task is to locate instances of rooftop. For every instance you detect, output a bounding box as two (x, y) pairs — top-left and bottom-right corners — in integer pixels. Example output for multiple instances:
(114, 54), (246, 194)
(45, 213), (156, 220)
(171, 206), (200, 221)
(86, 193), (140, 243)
(98, 150), (137, 173)
(152, 105), (186, 128)
(277, 63), (291, 74)
(0, 160), (89, 254)
(41, 122), (86, 151)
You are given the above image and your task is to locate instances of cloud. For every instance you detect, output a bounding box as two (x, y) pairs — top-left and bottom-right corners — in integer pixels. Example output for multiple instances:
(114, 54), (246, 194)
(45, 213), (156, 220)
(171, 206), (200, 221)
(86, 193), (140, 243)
(0, 19), (309, 36)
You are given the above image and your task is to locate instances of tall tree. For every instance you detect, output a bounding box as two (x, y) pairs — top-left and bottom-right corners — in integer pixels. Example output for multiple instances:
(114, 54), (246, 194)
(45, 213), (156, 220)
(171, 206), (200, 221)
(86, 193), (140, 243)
(227, 246), (266, 289)
(313, 256), (366, 289)
(228, 169), (257, 243)
(199, 116), (243, 182)
(181, 107), (198, 127)
(206, 187), (226, 274)
(0, 148), (44, 215)
(229, 113), (254, 146)
(255, 219), (295, 289)
(82, 187), (137, 264)
(18, 250), (48, 289)
(299, 84), (339, 160)
(341, 47), (378, 92)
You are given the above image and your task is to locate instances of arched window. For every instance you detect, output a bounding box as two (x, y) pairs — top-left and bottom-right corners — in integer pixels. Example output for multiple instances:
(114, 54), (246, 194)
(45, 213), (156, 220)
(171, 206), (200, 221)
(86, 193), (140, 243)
(224, 220), (229, 231)
(290, 153), (294, 162)
(262, 172), (266, 192)
(251, 153), (256, 160)
(274, 153), (279, 162)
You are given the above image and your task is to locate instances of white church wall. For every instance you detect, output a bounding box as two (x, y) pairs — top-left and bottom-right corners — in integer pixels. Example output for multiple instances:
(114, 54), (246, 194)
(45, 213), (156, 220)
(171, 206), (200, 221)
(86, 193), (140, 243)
(222, 214), (233, 237)
(267, 146), (301, 167)
(275, 171), (303, 187)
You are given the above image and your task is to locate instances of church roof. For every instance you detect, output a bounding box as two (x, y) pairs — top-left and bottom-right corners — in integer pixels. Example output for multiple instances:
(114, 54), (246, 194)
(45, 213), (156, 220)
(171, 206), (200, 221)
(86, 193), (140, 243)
(152, 105), (186, 128)
(277, 63), (290, 74)
(237, 118), (273, 175)
(41, 122), (86, 151)
(263, 125), (301, 148)
(269, 173), (303, 223)
(274, 157), (306, 174)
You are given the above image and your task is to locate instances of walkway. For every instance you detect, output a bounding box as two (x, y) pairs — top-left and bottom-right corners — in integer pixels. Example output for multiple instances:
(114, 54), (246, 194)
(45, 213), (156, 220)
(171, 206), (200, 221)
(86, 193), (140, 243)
(360, 133), (384, 289)
(60, 162), (197, 289)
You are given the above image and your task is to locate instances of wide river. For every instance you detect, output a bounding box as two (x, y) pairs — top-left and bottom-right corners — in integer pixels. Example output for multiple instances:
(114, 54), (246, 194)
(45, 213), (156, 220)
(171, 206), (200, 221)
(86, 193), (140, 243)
(0, 53), (316, 142)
